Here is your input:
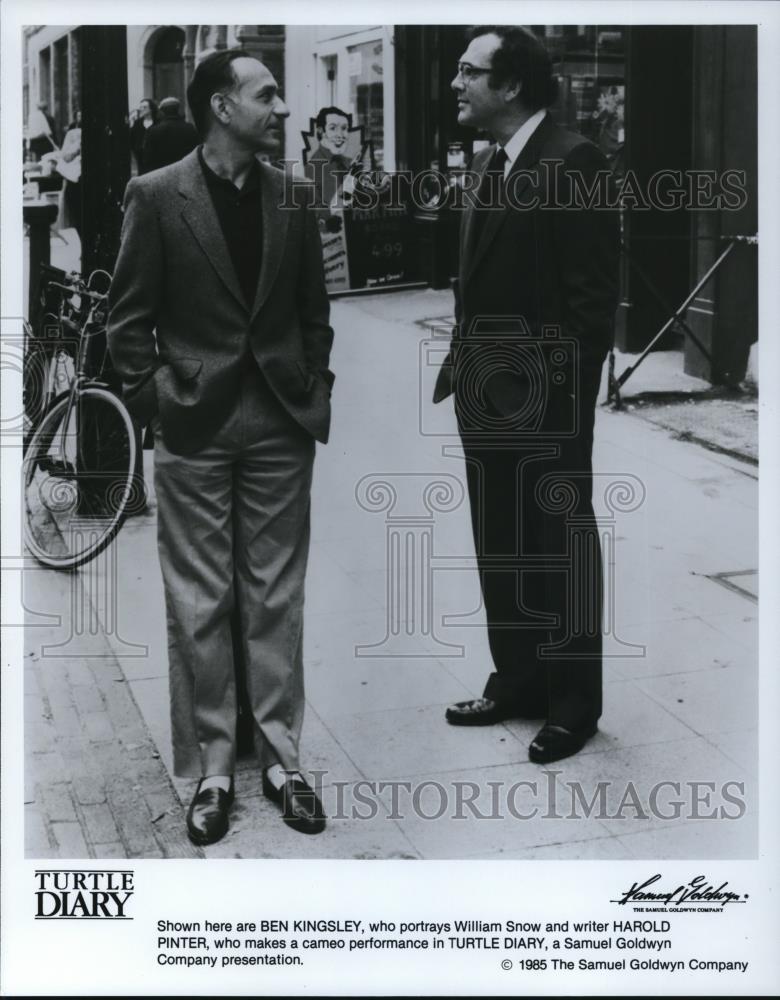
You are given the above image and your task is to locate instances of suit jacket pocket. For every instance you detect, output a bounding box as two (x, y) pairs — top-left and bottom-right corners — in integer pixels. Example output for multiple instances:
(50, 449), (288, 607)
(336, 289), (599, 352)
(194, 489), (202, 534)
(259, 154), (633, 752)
(303, 365), (335, 396)
(124, 367), (161, 423)
(167, 356), (203, 380)
(295, 360), (316, 393)
(155, 358), (203, 424)
(263, 355), (309, 401)
(318, 367), (336, 392)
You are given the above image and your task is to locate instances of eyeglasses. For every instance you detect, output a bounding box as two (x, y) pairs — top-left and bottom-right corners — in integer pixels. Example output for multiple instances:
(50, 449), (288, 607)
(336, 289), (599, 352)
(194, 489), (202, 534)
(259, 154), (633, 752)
(455, 61), (492, 82)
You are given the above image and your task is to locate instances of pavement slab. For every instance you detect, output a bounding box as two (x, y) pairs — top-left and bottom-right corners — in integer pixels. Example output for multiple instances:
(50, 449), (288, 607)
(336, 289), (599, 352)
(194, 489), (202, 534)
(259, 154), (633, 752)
(556, 736), (755, 837)
(635, 665), (758, 737)
(375, 761), (614, 860)
(615, 812), (758, 860)
(605, 615), (754, 680)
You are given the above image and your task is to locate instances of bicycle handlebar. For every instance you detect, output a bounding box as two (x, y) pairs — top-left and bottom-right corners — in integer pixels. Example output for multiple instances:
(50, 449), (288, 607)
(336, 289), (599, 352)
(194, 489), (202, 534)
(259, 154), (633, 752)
(47, 280), (107, 303)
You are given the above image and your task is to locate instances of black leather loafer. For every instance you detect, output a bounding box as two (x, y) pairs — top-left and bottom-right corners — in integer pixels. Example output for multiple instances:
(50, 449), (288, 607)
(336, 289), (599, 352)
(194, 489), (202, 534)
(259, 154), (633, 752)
(528, 723), (598, 764)
(262, 771), (326, 835)
(445, 697), (516, 726)
(445, 696), (546, 726)
(186, 778), (234, 846)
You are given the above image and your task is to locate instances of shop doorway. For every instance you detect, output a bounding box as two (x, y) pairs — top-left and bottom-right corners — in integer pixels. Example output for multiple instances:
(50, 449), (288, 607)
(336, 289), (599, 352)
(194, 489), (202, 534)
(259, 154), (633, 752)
(151, 26), (185, 104)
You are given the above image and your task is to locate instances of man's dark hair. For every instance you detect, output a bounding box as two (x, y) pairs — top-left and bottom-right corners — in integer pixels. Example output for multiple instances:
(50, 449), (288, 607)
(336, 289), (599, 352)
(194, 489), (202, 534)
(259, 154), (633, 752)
(469, 25), (559, 110)
(186, 48), (250, 137)
(315, 105), (350, 133)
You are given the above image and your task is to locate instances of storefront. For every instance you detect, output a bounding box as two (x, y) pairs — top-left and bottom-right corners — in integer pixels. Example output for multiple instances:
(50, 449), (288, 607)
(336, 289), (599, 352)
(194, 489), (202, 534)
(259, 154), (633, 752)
(23, 23), (756, 383)
(24, 27), (81, 140)
(284, 27), (412, 293)
(393, 26), (629, 290)
(390, 24), (755, 383)
(285, 26), (395, 171)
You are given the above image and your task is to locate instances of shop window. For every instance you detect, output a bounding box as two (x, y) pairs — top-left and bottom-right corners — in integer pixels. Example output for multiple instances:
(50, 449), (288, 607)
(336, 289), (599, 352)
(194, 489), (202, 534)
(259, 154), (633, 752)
(53, 36), (69, 137)
(348, 39), (384, 168)
(317, 54), (335, 105)
(534, 25), (626, 173)
(39, 47), (51, 108)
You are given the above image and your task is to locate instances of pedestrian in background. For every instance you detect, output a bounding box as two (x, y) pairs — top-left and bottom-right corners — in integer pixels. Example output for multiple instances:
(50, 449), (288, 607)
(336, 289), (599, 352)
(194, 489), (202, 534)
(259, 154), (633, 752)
(129, 97), (158, 174)
(142, 96), (198, 173)
(56, 111), (82, 239)
(28, 100), (59, 160)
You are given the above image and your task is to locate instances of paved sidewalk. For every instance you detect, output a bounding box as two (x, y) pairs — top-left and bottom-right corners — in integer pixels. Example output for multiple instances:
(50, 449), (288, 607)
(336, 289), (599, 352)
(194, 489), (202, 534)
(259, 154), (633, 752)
(24, 288), (758, 860)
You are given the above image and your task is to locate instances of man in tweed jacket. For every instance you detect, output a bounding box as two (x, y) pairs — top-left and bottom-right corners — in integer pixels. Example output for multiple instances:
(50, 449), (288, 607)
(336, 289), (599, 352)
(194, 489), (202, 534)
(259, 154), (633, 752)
(108, 50), (334, 845)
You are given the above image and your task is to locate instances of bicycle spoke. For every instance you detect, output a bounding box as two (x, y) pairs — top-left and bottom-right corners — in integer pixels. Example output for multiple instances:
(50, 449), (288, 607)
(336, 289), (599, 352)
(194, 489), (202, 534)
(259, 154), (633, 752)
(23, 386), (136, 569)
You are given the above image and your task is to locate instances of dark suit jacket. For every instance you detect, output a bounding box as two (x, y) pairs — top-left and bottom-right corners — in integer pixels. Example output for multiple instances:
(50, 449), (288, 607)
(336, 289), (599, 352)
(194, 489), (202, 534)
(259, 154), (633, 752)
(433, 113), (619, 415)
(142, 117), (199, 173)
(107, 148), (335, 455)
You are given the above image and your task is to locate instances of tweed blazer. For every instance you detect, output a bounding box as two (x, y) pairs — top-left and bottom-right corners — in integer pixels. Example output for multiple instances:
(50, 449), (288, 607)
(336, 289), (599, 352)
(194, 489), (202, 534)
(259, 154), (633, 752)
(108, 148), (335, 454)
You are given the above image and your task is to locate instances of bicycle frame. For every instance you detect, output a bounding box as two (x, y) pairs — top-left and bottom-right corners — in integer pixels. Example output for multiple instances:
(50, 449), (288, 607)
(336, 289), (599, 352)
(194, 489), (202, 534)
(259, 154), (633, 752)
(45, 283), (110, 473)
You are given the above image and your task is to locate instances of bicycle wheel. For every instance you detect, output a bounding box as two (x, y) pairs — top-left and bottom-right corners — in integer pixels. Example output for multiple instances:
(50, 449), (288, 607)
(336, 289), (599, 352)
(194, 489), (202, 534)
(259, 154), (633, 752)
(23, 386), (140, 570)
(23, 340), (50, 442)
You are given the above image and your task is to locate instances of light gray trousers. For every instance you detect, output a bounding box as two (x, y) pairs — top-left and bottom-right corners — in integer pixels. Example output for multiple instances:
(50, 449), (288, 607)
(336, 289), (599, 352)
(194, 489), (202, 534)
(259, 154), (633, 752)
(153, 366), (315, 778)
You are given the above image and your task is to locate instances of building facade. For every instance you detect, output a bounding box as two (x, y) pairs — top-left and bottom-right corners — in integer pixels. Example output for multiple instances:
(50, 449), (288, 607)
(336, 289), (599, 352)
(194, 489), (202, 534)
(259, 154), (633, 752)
(23, 24), (757, 384)
(24, 25), (283, 129)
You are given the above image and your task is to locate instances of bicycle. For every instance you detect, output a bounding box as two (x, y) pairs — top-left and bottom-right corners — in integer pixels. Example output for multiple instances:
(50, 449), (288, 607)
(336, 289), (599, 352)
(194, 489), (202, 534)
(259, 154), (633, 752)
(22, 269), (142, 570)
(23, 264), (81, 443)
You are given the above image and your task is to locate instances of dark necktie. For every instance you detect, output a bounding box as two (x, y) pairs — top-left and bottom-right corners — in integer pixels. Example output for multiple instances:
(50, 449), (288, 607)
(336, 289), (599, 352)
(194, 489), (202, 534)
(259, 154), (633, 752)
(471, 145), (508, 250)
(491, 145), (509, 175)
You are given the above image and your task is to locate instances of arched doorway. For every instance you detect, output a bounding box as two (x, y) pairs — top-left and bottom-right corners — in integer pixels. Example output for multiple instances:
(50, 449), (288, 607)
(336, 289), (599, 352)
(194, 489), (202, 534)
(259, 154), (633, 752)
(152, 26), (185, 103)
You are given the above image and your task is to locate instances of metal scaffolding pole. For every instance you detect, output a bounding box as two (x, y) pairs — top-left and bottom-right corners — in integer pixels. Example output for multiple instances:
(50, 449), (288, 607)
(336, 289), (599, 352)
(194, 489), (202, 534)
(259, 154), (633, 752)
(606, 235), (758, 409)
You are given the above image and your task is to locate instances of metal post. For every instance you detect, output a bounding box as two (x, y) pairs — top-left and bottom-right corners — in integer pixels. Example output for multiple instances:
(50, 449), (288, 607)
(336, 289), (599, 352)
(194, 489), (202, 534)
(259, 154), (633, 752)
(24, 202), (58, 321)
(79, 26), (131, 277)
(606, 236), (756, 404)
(617, 240), (738, 388)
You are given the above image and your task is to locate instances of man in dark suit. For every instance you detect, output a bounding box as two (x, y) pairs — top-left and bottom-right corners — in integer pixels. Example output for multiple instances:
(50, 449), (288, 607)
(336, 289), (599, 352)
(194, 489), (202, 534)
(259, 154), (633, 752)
(434, 26), (619, 763)
(108, 50), (335, 844)
(142, 96), (199, 174)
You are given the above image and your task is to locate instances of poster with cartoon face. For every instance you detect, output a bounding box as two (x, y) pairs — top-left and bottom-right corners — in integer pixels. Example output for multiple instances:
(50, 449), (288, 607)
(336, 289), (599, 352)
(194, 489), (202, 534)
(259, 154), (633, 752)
(302, 107), (369, 292)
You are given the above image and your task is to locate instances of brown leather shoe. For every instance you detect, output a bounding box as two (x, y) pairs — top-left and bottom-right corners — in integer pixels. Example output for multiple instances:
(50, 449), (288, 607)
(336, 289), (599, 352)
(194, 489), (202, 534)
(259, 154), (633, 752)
(186, 778), (234, 846)
(262, 771), (326, 835)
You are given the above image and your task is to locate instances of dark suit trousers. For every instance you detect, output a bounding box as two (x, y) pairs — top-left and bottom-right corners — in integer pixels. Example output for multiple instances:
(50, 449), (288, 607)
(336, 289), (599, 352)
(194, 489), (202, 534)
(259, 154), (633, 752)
(153, 366), (315, 778)
(455, 363), (603, 730)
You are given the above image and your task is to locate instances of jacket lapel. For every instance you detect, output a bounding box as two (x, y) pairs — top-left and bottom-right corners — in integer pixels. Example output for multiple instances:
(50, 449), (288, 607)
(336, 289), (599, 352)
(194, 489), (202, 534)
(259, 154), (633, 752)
(177, 150), (246, 310)
(462, 113), (555, 288)
(460, 147), (490, 275)
(250, 162), (290, 321)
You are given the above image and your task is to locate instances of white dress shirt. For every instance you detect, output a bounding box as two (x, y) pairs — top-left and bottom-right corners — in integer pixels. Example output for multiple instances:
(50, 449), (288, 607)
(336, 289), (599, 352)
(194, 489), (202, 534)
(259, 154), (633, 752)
(498, 108), (547, 177)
